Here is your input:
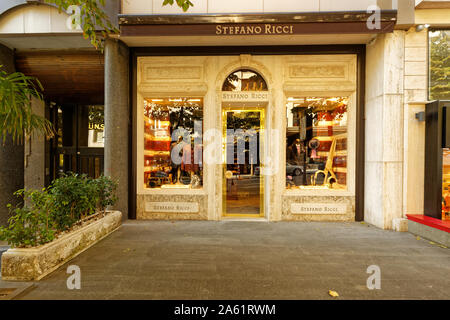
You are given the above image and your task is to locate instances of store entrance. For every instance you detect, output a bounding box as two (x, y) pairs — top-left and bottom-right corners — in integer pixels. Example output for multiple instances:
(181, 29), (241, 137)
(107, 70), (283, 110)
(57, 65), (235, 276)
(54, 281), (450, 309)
(50, 105), (105, 180)
(223, 108), (265, 217)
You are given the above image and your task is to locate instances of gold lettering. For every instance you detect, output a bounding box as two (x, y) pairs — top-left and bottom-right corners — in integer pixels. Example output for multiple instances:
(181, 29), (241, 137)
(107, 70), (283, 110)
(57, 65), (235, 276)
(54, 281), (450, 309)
(240, 26), (246, 34)
(276, 26), (283, 34)
(283, 26), (289, 34)
(222, 26), (228, 35)
(216, 25), (222, 35)
(290, 25), (293, 34)
(254, 26), (262, 34)
(265, 24), (271, 34)
(246, 26), (254, 34)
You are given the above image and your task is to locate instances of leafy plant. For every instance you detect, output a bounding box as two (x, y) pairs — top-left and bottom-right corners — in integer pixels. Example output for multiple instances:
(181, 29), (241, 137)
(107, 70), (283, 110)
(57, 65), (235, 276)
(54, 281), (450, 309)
(0, 174), (118, 247)
(0, 67), (54, 143)
(47, 0), (194, 50)
(91, 175), (118, 214)
(0, 189), (55, 248)
(162, 0), (194, 12)
(48, 173), (99, 230)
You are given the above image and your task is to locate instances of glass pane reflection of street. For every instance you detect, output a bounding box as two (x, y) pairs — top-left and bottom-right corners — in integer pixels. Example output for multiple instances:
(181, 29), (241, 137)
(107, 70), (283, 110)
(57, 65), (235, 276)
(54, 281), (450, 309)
(224, 110), (262, 216)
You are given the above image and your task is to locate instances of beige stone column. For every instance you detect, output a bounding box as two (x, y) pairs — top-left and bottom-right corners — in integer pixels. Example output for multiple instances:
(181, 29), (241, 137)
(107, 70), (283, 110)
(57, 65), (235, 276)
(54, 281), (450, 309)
(365, 31), (406, 230)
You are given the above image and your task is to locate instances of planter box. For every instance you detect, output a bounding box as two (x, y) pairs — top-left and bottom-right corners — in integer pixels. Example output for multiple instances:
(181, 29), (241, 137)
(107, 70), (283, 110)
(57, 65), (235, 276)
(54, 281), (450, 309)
(1, 211), (122, 281)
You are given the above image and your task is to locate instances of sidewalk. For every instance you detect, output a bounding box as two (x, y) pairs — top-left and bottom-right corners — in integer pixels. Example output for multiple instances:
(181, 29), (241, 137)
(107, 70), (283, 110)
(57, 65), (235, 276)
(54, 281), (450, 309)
(5, 220), (450, 300)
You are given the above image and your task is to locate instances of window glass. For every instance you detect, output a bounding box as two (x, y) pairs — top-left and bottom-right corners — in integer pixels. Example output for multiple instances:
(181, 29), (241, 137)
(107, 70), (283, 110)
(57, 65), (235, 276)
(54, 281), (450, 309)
(429, 30), (450, 100)
(286, 97), (348, 190)
(222, 69), (268, 91)
(442, 148), (450, 220)
(87, 105), (104, 148)
(143, 98), (203, 189)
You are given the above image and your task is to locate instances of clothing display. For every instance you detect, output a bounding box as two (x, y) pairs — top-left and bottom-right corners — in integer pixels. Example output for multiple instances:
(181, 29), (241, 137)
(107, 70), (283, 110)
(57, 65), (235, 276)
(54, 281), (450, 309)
(286, 97), (348, 189)
(143, 98), (203, 189)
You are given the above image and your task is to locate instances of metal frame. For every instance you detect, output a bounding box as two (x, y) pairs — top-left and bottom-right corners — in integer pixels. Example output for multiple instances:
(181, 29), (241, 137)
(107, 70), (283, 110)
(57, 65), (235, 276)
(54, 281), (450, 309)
(222, 106), (266, 218)
(129, 45), (366, 221)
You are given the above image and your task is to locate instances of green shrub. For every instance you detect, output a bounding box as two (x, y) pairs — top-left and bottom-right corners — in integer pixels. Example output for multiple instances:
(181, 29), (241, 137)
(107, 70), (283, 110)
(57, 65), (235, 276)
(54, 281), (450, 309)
(48, 173), (99, 230)
(0, 189), (55, 248)
(91, 175), (118, 213)
(0, 174), (118, 248)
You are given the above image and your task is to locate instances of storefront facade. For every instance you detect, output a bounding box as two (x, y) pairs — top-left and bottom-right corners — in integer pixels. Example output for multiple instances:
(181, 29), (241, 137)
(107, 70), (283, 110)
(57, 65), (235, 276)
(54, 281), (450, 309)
(131, 51), (362, 221)
(1, 0), (449, 233)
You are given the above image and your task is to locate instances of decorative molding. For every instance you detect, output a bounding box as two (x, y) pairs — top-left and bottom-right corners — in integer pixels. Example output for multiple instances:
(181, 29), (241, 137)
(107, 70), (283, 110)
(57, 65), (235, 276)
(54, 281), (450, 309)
(283, 82), (356, 95)
(289, 64), (346, 79)
(283, 55), (357, 92)
(138, 83), (208, 95)
(239, 54), (252, 66)
(215, 57), (273, 92)
(143, 65), (203, 81)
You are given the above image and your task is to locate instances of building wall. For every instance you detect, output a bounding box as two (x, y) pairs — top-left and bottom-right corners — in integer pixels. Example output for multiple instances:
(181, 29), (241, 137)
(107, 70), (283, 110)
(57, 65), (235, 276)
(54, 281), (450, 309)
(403, 27), (428, 216)
(136, 54), (357, 221)
(365, 31), (406, 229)
(122, 0), (387, 14)
(0, 3), (78, 34)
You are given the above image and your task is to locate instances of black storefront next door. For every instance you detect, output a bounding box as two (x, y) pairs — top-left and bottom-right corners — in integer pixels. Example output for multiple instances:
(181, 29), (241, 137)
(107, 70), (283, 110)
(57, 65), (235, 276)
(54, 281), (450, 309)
(50, 104), (104, 181)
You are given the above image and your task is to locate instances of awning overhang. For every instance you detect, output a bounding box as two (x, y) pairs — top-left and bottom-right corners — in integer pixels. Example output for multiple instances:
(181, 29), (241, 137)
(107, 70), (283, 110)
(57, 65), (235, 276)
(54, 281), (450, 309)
(117, 11), (397, 47)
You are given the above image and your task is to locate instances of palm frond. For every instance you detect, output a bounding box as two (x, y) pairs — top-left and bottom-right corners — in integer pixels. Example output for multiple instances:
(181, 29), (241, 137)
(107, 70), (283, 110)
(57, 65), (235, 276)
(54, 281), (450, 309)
(0, 66), (54, 143)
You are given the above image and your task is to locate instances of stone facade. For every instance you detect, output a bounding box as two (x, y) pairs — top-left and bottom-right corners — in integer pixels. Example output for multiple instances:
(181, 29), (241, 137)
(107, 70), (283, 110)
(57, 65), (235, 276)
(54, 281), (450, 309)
(136, 54), (358, 222)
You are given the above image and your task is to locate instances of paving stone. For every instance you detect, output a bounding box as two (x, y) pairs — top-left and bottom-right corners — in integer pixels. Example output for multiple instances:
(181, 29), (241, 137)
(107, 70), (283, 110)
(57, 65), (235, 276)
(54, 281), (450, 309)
(9, 221), (449, 300)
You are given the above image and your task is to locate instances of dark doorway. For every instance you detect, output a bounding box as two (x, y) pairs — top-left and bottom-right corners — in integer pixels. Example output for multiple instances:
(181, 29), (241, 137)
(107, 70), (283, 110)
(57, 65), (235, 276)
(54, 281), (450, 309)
(49, 104), (104, 181)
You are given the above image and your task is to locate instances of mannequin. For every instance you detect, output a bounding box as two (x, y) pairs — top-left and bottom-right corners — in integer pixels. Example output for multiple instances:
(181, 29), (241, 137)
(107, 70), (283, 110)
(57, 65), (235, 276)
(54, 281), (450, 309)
(170, 136), (185, 184)
(181, 136), (198, 183)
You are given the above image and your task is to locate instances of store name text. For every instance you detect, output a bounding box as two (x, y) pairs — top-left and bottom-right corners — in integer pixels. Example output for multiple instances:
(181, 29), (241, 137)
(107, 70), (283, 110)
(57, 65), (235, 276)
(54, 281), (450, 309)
(222, 92), (269, 102)
(216, 24), (294, 35)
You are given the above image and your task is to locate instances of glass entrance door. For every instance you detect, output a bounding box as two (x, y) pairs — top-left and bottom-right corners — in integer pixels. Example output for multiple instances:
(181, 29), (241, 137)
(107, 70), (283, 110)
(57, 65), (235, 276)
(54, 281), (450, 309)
(50, 105), (104, 180)
(223, 108), (264, 217)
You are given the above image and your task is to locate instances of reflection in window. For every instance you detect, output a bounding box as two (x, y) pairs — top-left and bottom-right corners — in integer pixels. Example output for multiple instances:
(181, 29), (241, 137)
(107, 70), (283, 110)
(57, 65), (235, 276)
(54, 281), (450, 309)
(442, 148), (450, 220)
(429, 30), (450, 100)
(144, 98), (203, 189)
(286, 97), (348, 190)
(222, 69), (268, 91)
(88, 105), (104, 148)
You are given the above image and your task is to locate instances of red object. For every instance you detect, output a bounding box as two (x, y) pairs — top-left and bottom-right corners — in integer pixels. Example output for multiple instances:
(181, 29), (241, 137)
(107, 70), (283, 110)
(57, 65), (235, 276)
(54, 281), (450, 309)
(406, 214), (450, 233)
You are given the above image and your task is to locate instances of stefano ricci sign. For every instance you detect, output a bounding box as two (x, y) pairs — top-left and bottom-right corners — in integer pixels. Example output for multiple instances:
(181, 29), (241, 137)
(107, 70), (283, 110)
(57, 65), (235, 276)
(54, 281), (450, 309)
(291, 203), (347, 215)
(216, 24), (294, 35)
(222, 92), (269, 102)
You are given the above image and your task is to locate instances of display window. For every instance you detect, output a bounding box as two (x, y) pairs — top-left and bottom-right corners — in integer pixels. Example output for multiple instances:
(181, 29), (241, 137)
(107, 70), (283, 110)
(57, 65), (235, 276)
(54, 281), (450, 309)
(442, 148), (450, 220)
(286, 97), (348, 190)
(222, 69), (268, 91)
(143, 98), (203, 189)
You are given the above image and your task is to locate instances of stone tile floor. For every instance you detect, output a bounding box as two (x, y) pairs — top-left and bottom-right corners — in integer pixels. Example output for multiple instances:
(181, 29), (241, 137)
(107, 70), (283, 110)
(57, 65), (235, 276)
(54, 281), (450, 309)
(2, 220), (449, 300)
